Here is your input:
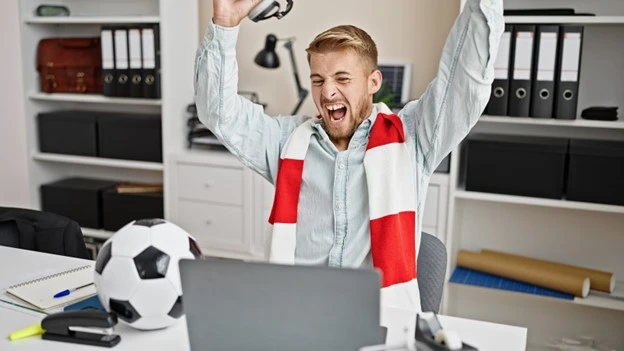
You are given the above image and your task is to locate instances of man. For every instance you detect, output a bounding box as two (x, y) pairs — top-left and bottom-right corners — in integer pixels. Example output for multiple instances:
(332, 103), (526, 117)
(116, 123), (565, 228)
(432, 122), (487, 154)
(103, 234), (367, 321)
(195, 0), (504, 311)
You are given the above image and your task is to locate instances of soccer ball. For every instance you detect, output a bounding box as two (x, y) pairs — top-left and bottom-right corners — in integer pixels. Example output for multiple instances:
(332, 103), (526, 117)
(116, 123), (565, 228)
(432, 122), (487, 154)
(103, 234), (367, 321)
(94, 218), (202, 330)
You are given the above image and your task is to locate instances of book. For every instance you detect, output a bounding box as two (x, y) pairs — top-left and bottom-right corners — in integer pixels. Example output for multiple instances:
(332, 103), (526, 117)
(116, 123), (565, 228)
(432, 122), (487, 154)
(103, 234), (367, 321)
(115, 182), (163, 194)
(449, 267), (575, 300)
(5, 265), (96, 310)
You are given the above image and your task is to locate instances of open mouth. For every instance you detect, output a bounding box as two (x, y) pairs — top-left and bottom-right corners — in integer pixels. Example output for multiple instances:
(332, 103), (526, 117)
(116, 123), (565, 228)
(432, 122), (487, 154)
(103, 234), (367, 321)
(326, 103), (347, 123)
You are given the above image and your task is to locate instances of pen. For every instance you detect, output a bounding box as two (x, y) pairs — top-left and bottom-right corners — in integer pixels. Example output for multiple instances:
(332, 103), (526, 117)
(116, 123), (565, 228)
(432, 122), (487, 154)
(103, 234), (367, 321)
(53, 283), (94, 298)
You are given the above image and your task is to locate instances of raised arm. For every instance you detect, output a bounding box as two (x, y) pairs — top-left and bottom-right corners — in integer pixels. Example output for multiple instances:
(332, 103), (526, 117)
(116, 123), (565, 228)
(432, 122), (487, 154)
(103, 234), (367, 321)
(400, 0), (504, 174)
(194, 0), (306, 183)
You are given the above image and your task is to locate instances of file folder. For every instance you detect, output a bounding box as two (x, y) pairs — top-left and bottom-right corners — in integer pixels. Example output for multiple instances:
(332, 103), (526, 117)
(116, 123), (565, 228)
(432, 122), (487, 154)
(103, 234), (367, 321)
(508, 25), (535, 117)
(128, 27), (143, 98)
(100, 27), (116, 97)
(554, 26), (584, 120)
(141, 25), (160, 99)
(530, 25), (559, 118)
(485, 25), (512, 116)
(113, 28), (130, 97)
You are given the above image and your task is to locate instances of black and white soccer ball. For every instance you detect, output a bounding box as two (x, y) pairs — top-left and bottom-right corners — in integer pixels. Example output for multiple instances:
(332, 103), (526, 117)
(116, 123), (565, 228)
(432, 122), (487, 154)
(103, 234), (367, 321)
(93, 218), (202, 330)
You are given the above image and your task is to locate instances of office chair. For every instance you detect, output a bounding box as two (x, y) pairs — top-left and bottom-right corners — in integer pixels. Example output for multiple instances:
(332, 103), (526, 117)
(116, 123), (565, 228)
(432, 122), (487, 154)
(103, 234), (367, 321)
(0, 207), (90, 259)
(417, 232), (448, 313)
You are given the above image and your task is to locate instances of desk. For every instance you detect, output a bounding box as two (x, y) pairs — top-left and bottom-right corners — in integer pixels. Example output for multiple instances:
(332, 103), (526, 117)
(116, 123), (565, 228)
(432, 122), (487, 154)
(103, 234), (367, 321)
(0, 247), (527, 350)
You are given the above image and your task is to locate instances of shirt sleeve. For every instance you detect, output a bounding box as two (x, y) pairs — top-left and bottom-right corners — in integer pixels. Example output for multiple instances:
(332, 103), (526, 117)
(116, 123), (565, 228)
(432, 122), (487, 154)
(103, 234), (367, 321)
(193, 20), (308, 184)
(399, 0), (505, 175)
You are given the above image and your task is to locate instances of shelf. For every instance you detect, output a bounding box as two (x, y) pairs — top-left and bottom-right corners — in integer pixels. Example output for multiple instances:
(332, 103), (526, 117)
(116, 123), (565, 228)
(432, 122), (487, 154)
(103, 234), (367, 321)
(24, 16), (160, 25)
(454, 190), (624, 214)
(29, 92), (161, 106)
(479, 115), (624, 129)
(504, 16), (624, 25)
(450, 282), (624, 312)
(82, 228), (114, 240)
(32, 153), (164, 171)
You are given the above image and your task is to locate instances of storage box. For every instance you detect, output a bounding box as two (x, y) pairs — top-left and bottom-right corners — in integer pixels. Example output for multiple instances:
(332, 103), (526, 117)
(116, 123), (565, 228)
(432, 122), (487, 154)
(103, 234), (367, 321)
(41, 178), (117, 229)
(97, 112), (162, 162)
(567, 139), (624, 206)
(37, 111), (98, 156)
(102, 189), (164, 231)
(465, 134), (568, 199)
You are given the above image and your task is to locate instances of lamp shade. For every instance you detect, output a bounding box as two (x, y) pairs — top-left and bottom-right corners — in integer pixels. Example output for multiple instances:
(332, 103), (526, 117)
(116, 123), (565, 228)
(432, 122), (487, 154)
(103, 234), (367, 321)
(254, 34), (280, 68)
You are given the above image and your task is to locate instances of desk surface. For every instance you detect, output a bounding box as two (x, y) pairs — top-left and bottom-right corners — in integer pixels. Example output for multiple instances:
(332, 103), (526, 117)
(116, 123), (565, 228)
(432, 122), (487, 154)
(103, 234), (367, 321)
(0, 247), (527, 351)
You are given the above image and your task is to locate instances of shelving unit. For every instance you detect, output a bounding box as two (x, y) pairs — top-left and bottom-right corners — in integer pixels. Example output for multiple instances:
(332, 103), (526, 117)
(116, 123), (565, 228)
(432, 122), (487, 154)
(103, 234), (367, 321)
(17, 0), (198, 235)
(449, 1), (624, 349)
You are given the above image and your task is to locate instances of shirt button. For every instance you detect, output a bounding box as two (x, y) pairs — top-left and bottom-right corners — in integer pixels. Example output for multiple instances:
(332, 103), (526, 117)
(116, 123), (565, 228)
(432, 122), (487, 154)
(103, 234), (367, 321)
(339, 163), (345, 170)
(337, 203), (344, 210)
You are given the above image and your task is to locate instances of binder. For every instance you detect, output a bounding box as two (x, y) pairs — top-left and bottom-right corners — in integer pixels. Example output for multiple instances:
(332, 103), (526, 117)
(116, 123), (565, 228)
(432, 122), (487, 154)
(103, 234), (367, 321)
(141, 25), (161, 99)
(128, 27), (143, 98)
(100, 26), (116, 97)
(485, 25), (512, 116)
(530, 25), (559, 118)
(508, 25), (535, 117)
(113, 27), (130, 97)
(554, 26), (584, 120)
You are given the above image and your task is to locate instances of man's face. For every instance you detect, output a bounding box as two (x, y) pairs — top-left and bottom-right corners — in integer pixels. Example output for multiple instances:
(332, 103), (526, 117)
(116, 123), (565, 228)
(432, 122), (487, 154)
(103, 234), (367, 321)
(309, 49), (381, 150)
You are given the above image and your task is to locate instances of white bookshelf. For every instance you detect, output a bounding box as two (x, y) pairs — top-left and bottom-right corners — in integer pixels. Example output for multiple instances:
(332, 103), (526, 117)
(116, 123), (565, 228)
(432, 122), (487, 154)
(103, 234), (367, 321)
(24, 16), (160, 25)
(29, 92), (162, 106)
(505, 15), (624, 25)
(480, 115), (624, 129)
(17, 0), (198, 236)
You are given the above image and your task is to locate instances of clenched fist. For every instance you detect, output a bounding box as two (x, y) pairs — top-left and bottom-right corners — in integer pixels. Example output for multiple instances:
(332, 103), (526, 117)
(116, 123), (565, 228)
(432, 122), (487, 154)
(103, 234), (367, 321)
(213, 0), (258, 27)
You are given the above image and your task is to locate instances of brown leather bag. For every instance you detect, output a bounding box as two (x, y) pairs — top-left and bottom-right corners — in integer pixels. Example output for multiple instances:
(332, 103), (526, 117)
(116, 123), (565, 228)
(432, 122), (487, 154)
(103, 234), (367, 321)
(36, 37), (103, 94)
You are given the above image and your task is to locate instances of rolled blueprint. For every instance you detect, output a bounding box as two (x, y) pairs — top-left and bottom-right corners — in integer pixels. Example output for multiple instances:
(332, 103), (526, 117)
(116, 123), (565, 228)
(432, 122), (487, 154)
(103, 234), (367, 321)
(456, 250), (590, 298)
(480, 249), (615, 293)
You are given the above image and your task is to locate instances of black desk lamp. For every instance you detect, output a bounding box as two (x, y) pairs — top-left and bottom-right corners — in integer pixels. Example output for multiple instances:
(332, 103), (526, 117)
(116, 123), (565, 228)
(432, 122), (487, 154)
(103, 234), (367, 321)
(255, 34), (309, 115)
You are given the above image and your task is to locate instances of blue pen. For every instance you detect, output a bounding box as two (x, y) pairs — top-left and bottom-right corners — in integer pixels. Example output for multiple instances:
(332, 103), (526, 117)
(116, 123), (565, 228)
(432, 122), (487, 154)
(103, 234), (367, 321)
(53, 283), (94, 298)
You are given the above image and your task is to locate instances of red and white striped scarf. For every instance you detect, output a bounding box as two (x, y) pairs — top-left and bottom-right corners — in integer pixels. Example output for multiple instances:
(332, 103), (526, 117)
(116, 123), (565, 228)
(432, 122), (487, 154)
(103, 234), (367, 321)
(266, 103), (421, 311)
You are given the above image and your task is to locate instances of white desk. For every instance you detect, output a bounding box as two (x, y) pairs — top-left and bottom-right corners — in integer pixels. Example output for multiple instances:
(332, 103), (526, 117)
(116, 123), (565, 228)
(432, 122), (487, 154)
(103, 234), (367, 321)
(0, 247), (527, 350)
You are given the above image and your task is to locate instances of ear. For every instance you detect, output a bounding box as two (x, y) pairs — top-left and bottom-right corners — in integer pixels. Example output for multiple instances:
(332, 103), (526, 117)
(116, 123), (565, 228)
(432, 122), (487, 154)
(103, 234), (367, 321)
(368, 69), (382, 95)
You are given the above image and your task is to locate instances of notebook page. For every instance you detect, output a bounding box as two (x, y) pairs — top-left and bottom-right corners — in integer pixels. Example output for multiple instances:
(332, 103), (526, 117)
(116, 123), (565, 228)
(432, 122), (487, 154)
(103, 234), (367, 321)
(6, 265), (96, 310)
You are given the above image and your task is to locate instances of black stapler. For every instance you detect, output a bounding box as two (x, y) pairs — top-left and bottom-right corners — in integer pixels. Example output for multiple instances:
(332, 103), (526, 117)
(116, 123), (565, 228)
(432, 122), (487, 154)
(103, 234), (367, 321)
(415, 313), (477, 351)
(41, 310), (121, 348)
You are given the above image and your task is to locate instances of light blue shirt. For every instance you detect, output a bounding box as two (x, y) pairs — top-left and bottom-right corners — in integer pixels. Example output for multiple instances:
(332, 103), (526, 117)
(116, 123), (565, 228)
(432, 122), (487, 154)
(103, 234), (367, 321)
(194, 0), (504, 268)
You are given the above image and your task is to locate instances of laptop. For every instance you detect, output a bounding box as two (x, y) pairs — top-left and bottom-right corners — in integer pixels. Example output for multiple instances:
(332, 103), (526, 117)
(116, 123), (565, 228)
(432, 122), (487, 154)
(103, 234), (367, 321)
(179, 259), (385, 351)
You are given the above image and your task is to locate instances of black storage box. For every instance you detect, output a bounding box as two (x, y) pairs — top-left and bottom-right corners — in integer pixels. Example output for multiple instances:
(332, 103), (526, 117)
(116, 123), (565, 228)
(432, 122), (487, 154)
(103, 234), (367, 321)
(102, 189), (164, 231)
(567, 139), (624, 205)
(41, 178), (117, 229)
(97, 112), (162, 162)
(465, 134), (568, 199)
(37, 111), (98, 156)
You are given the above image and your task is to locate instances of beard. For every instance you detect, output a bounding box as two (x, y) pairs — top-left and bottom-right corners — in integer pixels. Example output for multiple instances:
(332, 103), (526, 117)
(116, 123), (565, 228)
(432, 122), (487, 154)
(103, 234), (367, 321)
(321, 95), (372, 143)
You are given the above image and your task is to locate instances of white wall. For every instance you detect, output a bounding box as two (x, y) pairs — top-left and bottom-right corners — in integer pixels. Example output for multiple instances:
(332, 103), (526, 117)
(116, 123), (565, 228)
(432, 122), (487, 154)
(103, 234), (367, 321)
(0, 0), (31, 208)
(198, 0), (459, 116)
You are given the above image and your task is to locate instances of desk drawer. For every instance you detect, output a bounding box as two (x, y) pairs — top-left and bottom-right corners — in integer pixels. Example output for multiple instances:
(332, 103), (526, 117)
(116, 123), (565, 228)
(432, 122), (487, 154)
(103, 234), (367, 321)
(177, 200), (246, 252)
(177, 163), (243, 205)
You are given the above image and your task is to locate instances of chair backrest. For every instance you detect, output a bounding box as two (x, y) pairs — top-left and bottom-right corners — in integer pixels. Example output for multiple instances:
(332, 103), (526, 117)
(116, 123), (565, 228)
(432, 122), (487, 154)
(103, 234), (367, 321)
(417, 232), (447, 313)
(0, 207), (89, 259)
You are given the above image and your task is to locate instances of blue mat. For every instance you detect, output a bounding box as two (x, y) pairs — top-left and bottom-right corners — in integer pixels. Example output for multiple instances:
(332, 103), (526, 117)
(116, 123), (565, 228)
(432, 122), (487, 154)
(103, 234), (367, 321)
(449, 267), (575, 300)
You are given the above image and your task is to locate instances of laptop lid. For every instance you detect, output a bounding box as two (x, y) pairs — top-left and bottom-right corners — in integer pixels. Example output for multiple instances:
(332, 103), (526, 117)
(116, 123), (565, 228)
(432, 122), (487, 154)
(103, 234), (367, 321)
(180, 259), (384, 351)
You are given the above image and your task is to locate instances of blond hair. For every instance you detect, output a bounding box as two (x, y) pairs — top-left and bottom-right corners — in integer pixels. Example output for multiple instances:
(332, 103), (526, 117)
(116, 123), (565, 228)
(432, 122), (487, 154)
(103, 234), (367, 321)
(306, 25), (378, 73)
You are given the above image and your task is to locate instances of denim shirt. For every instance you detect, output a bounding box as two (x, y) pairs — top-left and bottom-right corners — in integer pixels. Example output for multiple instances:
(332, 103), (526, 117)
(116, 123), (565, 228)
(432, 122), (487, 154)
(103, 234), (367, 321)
(194, 0), (504, 268)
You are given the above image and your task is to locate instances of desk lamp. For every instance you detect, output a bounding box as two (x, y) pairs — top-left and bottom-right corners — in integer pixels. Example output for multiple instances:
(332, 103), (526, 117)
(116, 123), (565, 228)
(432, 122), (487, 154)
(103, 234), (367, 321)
(255, 34), (309, 115)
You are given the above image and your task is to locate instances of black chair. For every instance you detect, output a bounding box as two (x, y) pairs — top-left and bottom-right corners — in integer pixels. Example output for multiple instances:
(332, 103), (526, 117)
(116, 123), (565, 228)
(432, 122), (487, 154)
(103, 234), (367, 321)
(417, 232), (448, 313)
(0, 207), (89, 259)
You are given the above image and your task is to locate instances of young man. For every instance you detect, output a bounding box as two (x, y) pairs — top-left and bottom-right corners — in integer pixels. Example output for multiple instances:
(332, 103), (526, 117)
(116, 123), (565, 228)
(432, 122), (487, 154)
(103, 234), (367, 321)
(195, 0), (504, 311)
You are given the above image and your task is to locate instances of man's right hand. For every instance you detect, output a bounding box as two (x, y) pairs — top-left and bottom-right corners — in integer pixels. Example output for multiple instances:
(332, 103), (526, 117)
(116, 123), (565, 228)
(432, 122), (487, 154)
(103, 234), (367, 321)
(213, 0), (257, 27)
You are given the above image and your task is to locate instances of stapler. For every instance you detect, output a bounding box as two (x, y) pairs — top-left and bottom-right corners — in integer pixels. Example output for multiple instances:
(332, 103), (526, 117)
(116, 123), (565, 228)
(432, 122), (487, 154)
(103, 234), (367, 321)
(41, 310), (121, 348)
(415, 313), (477, 351)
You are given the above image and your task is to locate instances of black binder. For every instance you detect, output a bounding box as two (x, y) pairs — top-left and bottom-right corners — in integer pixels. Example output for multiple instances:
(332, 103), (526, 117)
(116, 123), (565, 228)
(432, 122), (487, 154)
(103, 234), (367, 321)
(508, 25), (536, 117)
(554, 26), (584, 120)
(100, 26), (116, 97)
(113, 27), (130, 97)
(530, 25), (559, 118)
(128, 27), (143, 98)
(485, 25), (513, 116)
(141, 25), (160, 99)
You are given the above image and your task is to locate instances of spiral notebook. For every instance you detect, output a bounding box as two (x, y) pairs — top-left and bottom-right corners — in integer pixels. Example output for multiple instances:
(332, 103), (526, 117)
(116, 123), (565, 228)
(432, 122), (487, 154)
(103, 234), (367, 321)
(5, 265), (96, 310)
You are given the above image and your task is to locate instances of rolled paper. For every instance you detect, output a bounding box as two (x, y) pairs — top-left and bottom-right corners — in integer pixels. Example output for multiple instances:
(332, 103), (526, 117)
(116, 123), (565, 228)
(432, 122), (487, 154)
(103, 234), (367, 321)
(480, 249), (615, 293)
(456, 250), (590, 298)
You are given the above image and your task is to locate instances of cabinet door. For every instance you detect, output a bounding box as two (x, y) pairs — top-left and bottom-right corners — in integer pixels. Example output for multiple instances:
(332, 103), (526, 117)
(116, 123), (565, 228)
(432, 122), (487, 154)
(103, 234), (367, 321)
(251, 174), (275, 259)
